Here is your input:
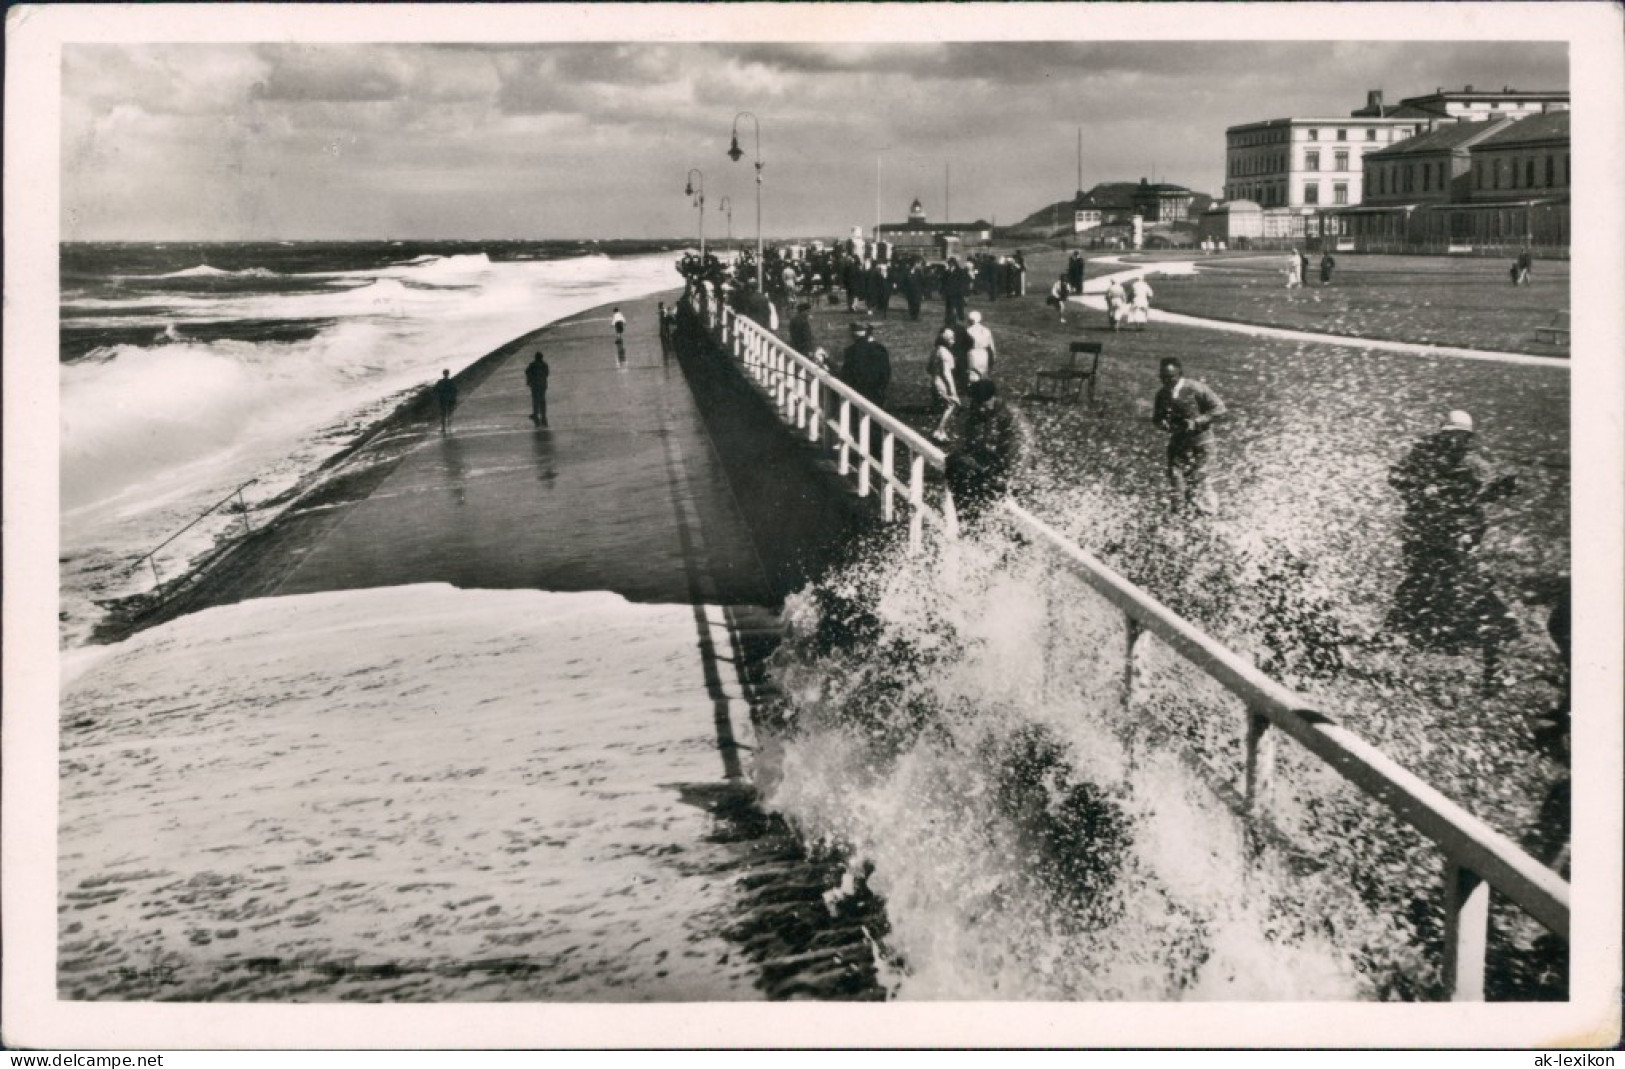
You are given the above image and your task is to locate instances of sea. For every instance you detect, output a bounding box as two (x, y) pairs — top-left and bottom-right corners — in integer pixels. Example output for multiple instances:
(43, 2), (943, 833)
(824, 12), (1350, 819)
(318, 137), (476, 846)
(59, 240), (684, 646)
(51, 241), (1566, 1008)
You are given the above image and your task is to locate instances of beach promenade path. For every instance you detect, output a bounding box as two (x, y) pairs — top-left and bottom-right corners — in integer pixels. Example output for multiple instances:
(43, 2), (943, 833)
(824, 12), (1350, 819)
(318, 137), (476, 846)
(273, 293), (774, 607)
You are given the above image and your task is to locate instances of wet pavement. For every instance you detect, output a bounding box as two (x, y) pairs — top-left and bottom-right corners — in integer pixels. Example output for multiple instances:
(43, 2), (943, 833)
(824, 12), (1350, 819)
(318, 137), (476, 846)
(274, 295), (774, 607)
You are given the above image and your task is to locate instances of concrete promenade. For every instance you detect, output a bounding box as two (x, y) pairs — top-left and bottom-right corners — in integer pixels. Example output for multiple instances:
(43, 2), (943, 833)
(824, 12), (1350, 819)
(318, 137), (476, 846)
(274, 293), (775, 607)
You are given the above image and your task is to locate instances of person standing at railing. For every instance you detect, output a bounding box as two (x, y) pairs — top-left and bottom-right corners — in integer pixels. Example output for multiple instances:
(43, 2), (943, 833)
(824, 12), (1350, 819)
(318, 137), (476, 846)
(929, 328), (960, 443)
(1385, 409), (1520, 693)
(1152, 357), (1225, 515)
(432, 369), (458, 434)
(789, 301), (815, 356)
(945, 379), (1029, 525)
(838, 322), (891, 410)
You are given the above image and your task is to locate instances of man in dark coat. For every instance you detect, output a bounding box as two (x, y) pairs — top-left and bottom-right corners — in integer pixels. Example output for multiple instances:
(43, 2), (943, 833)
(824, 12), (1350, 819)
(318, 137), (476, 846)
(1386, 409), (1519, 691)
(838, 322), (891, 409)
(941, 257), (970, 326)
(789, 302), (816, 356)
(1319, 251), (1336, 285)
(902, 262), (924, 321)
(432, 369), (458, 433)
(1067, 250), (1085, 294)
(523, 351), (550, 426)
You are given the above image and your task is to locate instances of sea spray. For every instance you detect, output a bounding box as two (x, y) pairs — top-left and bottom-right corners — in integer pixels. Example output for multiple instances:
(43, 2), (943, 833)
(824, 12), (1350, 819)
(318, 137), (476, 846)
(761, 518), (1384, 999)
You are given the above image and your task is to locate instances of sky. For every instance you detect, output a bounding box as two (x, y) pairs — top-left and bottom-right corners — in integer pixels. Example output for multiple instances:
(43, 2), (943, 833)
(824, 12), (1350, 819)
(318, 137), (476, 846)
(60, 38), (1568, 241)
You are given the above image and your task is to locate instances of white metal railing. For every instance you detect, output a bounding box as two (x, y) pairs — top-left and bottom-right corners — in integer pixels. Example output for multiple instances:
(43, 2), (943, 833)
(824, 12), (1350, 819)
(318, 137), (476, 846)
(710, 298), (1569, 1000)
(719, 304), (945, 552)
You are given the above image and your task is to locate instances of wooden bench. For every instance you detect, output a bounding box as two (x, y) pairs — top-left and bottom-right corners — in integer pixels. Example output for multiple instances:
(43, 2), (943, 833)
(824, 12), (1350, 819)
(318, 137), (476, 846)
(1034, 341), (1103, 406)
(1533, 311), (1569, 346)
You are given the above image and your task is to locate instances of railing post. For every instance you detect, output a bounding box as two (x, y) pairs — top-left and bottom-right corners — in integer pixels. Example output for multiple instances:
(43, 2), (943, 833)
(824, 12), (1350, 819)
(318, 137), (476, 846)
(808, 380), (823, 444)
(1442, 861), (1490, 1001)
(236, 488), (253, 534)
(837, 400), (852, 475)
(880, 433), (896, 520)
(857, 416), (872, 497)
(907, 454), (925, 553)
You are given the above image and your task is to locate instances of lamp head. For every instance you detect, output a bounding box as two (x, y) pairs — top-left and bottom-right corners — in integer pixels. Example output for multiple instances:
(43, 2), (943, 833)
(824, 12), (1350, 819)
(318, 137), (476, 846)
(684, 181), (694, 196)
(727, 135), (744, 162)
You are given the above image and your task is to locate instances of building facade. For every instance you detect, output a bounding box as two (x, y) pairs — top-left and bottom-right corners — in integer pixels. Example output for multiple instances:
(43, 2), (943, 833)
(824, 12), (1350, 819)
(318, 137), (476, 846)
(1468, 110), (1570, 202)
(1361, 119), (1510, 206)
(1223, 117), (1424, 209)
(876, 198), (993, 250)
(1338, 110), (1570, 254)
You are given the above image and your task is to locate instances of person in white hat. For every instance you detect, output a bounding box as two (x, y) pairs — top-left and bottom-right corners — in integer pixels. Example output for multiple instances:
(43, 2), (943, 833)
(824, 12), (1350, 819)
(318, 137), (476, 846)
(1387, 409), (1520, 692)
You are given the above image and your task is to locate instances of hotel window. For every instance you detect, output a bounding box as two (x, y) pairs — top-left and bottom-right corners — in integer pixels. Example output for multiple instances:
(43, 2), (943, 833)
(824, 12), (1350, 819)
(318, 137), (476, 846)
(1336, 128), (1347, 141)
(1303, 182), (1320, 205)
(1333, 183), (1348, 205)
(1545, 155), (1555, 186)
(1422, 163), (1431, 192)
(1335, 150), (1349, 171)
(1366, 129), (1377, 141)
(1308, 128), (1319, 141)
(1526, 158), (1536, 186)
(1305, 150), (1320, 171)
(1565, 154), (1570, 184)
(1475, 160), (1484, 190)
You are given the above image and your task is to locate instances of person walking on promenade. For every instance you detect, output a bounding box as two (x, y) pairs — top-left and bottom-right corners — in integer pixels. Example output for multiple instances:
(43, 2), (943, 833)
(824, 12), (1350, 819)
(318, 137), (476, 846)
(1515, 248), (1533, 286)
(1011, 250), (1027, 297)
(965, 310), (997, 384)
(1385, 409), (1520, 692)
(929, 328), (961, 443)
(524, 351), (551, 427)
(1152, 357), (1226, 515)
(789, 301), (816, 356)
(1128, 275), (1155, 331)
(1049, 275), (1071, 324)
(1105, 277), (1128, 331)
(657, 301), (673, 356)
(1067, 250), (1085, 295)
(838, 322), (892, 410)
(946, 379), (1029, 525)
(942, 256), (970, 326)
(1285, 249), (1304, 289)
(432, 369), (458, 434)
(611, 307), (627, 338)
(1319, 251), (1336, 286)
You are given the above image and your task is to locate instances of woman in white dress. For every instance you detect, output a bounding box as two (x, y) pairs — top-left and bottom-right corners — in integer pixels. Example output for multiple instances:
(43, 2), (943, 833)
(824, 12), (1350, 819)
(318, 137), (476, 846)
(1128, 276), (1154, 331)
(1105, 278), (1128, 331)
(929, 328), (960, 442)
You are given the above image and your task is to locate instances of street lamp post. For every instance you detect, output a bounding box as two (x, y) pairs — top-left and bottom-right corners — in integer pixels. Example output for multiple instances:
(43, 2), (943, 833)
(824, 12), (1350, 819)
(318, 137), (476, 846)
(719, 196), (734, 244)
(684, 169), (706, 261)
(727, 111), (763, 293)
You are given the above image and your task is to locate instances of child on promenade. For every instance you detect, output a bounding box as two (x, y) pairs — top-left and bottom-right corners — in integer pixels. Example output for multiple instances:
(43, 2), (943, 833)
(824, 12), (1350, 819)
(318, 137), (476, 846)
(1048, 275), (1070, 323)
